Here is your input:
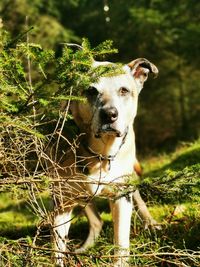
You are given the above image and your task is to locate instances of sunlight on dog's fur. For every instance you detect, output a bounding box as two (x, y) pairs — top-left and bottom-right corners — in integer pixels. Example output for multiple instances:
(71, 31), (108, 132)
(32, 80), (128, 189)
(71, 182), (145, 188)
(51, 58), (158, 267)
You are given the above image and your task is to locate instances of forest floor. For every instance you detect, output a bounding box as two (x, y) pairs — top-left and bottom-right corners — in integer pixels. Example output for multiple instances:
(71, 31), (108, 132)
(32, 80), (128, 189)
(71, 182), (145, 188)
(0, 140), (200, 266)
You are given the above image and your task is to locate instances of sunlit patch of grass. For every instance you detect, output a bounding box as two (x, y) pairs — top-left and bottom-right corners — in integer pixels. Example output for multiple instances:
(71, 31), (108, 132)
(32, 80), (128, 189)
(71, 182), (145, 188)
(0, 193), (38, 239)
(142, 139), (200, 176)
(0, 211), (36, 237)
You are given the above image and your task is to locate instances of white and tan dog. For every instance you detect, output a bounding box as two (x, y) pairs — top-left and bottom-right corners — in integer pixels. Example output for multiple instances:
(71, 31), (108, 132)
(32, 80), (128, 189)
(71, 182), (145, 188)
(52, 58), (158, 267)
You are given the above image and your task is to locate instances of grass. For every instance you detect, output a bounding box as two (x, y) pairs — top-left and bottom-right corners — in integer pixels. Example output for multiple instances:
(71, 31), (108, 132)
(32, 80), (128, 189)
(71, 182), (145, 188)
(0, 140), (200, 266)
(0, 194), (37, 239)
(142, 139), (200, 175)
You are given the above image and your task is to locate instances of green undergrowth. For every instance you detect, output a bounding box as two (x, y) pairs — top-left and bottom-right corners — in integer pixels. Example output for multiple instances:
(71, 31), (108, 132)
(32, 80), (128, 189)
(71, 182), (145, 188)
(140, 139), (200, 203)
(0, 193), (38, 239)
(142, 139), (200, 176)
(0, 140), (200, 266)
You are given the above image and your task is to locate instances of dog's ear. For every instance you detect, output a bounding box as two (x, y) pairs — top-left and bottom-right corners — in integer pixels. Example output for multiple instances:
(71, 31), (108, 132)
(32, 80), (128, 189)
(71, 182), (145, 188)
(128, 58), (158, 93)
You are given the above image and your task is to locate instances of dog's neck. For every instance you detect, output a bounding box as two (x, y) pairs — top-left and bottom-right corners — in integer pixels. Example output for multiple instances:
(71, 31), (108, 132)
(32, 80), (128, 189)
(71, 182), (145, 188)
(83, 126), (133, 160)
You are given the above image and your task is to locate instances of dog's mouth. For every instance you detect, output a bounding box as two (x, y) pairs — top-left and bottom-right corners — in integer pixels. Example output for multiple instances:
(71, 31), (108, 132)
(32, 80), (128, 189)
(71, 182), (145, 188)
(95, 124), (122, 138)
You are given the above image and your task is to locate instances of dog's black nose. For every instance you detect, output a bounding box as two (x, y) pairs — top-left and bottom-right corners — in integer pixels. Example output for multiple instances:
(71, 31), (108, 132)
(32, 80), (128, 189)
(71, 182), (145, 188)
(100, 107), (118, 123)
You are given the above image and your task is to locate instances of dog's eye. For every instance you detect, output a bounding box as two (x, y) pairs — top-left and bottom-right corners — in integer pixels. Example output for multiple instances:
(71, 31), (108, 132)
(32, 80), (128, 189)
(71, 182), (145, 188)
(119, 87), (130, 96)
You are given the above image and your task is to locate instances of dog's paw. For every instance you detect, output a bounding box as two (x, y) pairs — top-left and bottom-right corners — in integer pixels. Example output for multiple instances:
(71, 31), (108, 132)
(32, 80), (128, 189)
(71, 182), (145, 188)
(75, 246), (87, 254)
(144, 219), (162, 230)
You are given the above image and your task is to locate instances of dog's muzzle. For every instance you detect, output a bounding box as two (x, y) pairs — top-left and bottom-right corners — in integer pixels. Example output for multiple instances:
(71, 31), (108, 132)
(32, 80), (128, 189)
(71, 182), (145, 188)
(100, 106), (118, 124)
(95, 106), (122, 137)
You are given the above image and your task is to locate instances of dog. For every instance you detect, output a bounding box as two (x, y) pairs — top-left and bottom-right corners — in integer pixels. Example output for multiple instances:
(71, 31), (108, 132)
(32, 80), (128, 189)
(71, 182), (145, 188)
(51, 58), (158, 267)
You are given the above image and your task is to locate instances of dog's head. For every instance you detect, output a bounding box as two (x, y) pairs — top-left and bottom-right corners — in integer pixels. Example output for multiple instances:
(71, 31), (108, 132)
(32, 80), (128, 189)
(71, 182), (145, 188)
(71, 58), (158, 138)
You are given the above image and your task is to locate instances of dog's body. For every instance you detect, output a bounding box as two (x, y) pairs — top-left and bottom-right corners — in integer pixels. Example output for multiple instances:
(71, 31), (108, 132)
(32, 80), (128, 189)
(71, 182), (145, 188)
(52, 58), (158, 266)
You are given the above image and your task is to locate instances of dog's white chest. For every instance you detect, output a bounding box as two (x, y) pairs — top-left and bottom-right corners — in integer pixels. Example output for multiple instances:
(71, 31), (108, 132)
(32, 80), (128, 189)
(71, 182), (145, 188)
(87, 156), (134, 196)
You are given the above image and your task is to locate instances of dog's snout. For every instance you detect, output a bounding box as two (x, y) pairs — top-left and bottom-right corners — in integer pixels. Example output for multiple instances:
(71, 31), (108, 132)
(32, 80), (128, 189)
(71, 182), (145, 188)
(100, 107), (118, 123)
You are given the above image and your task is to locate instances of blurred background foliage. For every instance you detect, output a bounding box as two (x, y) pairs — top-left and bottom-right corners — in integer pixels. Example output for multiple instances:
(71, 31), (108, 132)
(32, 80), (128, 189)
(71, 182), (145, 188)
(0, 0), (200, 153)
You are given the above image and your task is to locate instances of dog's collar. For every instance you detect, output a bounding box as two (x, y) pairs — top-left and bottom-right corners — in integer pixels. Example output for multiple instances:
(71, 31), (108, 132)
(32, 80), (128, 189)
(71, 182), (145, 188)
(84, 127), (129, 170)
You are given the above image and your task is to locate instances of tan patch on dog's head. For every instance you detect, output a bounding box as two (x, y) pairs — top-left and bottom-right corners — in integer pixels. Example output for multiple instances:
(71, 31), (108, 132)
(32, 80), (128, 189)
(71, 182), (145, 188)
(70, 101), (93, 133)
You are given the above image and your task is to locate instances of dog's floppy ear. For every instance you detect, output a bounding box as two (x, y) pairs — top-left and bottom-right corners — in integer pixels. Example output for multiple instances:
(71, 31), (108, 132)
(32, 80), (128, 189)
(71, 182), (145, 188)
(128, 58), (158, 93)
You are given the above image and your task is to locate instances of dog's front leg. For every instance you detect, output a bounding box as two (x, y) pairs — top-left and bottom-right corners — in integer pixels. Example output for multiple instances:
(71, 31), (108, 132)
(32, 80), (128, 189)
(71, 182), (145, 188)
(110, 195), (133, 267)
(53, 210), (72, 267)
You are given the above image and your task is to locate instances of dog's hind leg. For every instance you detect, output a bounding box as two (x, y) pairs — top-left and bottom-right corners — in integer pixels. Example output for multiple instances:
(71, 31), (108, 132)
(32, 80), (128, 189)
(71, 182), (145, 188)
(133, 189), (160, 229)
(76, 201), (103, 253)
(53, 210), (72, 267)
